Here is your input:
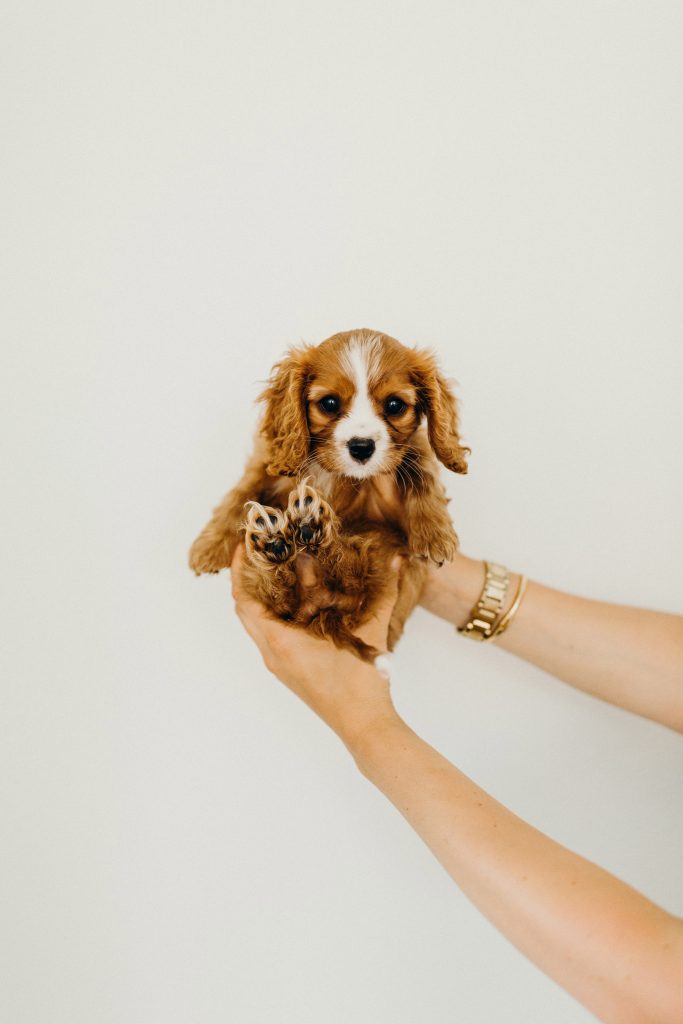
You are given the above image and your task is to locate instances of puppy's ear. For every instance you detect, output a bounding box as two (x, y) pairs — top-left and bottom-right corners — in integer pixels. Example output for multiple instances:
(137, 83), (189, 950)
(412, 349), (470, 473)
(258, 346), (312, 477)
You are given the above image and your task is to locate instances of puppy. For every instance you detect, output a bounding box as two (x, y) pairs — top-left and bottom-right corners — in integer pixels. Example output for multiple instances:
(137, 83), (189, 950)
(189, 328), (469, 660)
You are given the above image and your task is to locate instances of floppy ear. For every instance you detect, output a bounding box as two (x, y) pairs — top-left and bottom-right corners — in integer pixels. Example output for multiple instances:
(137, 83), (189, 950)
(412, 349), (470, 473)
(258, 347), (312, 477)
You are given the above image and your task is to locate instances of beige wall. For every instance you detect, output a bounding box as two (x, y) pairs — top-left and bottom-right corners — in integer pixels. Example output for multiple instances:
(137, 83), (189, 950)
(2, 3), (682, 1022)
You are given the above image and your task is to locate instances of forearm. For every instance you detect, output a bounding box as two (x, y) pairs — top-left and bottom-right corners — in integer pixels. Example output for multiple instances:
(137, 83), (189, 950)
(350, 715), (683, 1024)
(421, 554), (683, 732)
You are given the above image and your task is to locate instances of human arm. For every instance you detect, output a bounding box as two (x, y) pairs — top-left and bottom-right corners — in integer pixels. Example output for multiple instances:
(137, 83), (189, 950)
(419, 552), (683, 732)
(229, 546), (683, 1024)
(353, 720), (683, 1024)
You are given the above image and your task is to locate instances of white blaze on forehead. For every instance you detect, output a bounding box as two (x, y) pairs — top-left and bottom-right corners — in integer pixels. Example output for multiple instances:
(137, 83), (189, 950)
(334, 334), (390, 478)
(336, 336), (384, 441)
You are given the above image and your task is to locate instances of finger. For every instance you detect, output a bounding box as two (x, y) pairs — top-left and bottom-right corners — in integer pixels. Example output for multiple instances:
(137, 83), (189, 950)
(372, 555), (403, 627)
(356, 555), (403, 651)
(229, 543), (275, 646)
(234, 596), (282, 662)
(294, 552), (318, 589)
(230, 543), (246, 600)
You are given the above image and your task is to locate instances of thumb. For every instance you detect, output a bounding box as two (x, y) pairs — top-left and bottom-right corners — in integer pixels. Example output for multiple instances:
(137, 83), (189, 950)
(374, 554), (403, 625)
(355, 555), (403, 652)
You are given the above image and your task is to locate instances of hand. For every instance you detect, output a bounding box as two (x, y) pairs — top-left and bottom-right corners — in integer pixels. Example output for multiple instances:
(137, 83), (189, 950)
(230, 545), (403, 750)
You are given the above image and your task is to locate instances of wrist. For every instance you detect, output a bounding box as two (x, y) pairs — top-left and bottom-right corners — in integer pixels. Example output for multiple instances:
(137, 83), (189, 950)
(315, 662), (401, 753)
(419, 552), (485, 628)
(419, 553), (522, 633)
(345, 709), (411, 774)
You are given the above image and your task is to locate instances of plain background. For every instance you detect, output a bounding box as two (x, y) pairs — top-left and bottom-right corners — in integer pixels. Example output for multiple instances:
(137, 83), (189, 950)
(2, 2), (682, 1022)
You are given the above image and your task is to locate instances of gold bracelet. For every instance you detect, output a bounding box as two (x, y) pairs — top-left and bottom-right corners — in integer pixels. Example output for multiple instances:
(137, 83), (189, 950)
(489, 573), (528, 641)
(457, 561), (511, 642)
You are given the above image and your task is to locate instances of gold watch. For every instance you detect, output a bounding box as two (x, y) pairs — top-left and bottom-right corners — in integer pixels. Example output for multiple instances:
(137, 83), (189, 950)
(457, 561), (511, 642)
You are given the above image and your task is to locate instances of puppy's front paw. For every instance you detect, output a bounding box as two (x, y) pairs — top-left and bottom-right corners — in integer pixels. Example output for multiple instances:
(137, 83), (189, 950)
(189, 531), (232, 575)
(410, 527), (459, 567)
(243, 503), (294, 565)
(428, 534), (458, 567)
(285, 480), (337, 551)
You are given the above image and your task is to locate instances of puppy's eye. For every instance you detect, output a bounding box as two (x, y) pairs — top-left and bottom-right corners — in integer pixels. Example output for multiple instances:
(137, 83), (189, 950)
(318, 394), (340, 414)
(384, 396), (407, 417)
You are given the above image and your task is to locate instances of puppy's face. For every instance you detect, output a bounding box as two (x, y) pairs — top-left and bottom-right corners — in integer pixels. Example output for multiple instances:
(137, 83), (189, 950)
(260, 329), (469, 480)
(306, 333), (421, 479)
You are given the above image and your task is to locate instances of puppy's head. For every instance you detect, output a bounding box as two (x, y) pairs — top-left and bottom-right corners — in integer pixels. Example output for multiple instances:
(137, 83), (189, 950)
(260, 329), (470, 479)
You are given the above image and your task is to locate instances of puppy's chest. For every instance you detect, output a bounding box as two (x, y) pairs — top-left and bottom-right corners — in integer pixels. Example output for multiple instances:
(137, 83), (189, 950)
(268, 468), (411, 533)
(336, 476), (409, 534)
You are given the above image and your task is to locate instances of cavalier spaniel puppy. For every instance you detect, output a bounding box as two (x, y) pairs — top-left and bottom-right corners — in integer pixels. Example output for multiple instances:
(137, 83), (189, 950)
(189, 328), (469, 660)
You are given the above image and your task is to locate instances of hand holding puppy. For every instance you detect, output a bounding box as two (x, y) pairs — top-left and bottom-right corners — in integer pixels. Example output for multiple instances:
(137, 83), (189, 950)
(230, 544), (403, 750)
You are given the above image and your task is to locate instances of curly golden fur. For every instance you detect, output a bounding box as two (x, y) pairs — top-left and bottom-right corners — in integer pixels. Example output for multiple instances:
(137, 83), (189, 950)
(189, 328), (469, 660)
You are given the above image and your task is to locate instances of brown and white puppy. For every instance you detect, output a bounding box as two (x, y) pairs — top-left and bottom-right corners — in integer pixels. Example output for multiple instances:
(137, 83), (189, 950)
(189, 328), (469, 659)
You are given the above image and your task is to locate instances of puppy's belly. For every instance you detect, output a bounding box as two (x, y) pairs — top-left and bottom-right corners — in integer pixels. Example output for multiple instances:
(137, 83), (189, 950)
(293, 552), (357, 621)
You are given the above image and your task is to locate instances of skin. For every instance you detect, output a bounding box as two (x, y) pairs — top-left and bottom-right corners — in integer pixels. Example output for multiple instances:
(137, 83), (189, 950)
(420, 556), (683, 733)
(230, 545), (683, 1024)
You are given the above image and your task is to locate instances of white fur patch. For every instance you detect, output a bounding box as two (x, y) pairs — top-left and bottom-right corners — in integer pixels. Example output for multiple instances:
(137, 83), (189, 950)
(374, 654), (392, 679)
(334, 335), (390, 479)
(307, 460), (335, 498)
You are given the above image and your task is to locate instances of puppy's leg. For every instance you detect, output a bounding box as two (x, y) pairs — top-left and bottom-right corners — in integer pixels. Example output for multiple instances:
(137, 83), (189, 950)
(400, 460), (459, 566)
(243, 502), (294, 567)
(241, 494), (367, 638)
(283, 482), (397, 660)
(386, 558), (427, 651)
(189, 458), (269, 575)
(240, 501), (300, 619)
(284, 479), (339, 554)
(284, 479), (365, 614)
(284, 480), (370, 605)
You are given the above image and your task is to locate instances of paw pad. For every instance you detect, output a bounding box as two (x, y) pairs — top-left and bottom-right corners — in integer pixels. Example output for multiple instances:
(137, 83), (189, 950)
(286, 481), (332, 550)
(244, 502), (293, 564)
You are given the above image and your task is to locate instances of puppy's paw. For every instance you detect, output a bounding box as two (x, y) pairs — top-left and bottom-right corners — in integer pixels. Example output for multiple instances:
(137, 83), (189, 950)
(428, 534), (458, 567)
(285, 480), (336, 551)
(189, 531), (232, 575)
(410, 528), (459, 567)
(243, 502), (294, 565)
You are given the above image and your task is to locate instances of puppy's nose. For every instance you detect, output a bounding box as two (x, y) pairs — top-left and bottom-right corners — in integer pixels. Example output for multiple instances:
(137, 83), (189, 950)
(348, 437), (376, 463)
